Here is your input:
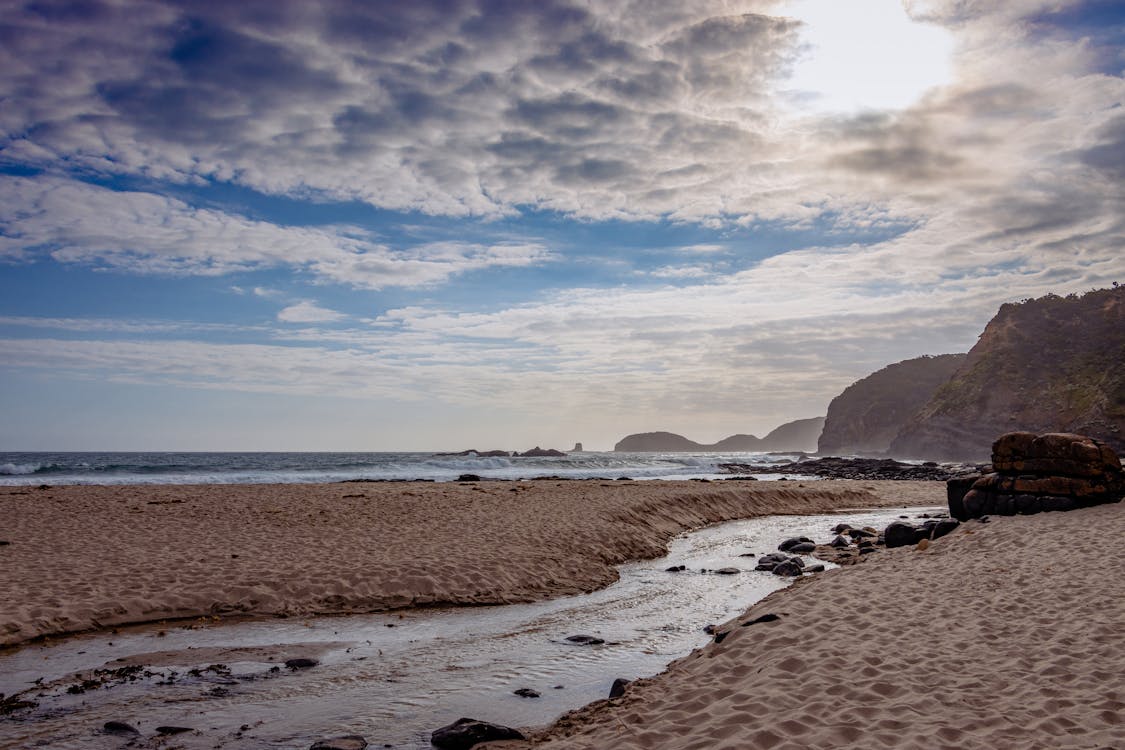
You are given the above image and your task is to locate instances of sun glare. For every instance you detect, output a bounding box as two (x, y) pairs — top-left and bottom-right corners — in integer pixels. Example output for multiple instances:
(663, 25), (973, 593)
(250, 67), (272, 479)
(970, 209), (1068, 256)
(784, 0), (954, 114)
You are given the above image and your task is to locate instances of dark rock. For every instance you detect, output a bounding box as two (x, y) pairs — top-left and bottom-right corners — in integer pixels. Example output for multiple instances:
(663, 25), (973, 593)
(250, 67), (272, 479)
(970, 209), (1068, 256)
(703, 624), (717, 634)
(803, 564), (826, 573)
(859, 546), (879, 554)
(830, 535), (850, 548)
(832, 523), (853, 534)
(0, 540), (10, 546)
(778, 536), (813, 552)
(712, 631), (729, 644)
(772, 559), (804, 577)
(285, 658), (318, 670)
(741, 613), (780, 626)
(516, 447), (567, 457)
(713, 567), (740, 575)
(565, 634), (604, 646)
(930, 518), (960, 539)
(665, 564), (687, 572)
(847, 527), (877, 539)
(310, 736), (368, 750)
(609, 678), (630, 698)
(156, 726), (193, 735)
(787, 541), (817, 554)
(513, 688), (540, 698)
(430, 718), (525, 749)
(456, 474), (482, 482)
(884, 521), (919, 548)
(946, 475), (979, 521)
(103, 721), (140, 736)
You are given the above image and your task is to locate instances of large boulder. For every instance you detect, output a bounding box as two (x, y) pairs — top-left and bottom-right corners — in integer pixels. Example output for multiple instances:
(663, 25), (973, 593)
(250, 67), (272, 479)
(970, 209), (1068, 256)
(431, 718), (525, 749)
(953, 432), (1124, 520)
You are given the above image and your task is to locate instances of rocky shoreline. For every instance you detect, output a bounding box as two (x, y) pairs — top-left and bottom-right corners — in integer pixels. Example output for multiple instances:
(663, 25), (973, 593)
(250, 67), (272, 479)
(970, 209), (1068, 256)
(719, 455), (983, 481)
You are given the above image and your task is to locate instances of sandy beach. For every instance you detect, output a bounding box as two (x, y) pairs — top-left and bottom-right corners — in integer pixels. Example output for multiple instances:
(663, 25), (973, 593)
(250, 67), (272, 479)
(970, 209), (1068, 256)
(1, 479), (927, 648)
(3, 479), (1120, 750)
(501, 499), (1125, 750)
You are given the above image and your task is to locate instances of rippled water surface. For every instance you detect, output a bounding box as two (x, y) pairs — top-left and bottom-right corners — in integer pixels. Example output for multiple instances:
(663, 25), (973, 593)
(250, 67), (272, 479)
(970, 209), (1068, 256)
(0, 507), (936, 749)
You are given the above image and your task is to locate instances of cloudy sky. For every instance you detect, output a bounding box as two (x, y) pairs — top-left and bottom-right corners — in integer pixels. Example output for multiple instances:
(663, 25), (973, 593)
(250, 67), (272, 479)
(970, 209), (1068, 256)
(1, 0), (1123, 451)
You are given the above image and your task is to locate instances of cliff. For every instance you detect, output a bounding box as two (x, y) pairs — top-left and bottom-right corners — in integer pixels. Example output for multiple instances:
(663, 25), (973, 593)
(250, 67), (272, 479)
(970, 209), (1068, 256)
(817, 354), (967, 455)
(614, 417), (824, 452)
(890, 287), (1125, 460)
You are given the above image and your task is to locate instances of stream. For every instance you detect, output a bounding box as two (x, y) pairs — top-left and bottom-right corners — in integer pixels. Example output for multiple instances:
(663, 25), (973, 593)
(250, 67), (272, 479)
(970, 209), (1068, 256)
(0, 506), (938, 749)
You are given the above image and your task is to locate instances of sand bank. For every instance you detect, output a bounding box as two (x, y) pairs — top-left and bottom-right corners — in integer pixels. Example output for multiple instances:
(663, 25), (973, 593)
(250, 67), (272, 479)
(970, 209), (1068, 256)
(498, 500), (1125, 750)
(0, 479), (932, 648)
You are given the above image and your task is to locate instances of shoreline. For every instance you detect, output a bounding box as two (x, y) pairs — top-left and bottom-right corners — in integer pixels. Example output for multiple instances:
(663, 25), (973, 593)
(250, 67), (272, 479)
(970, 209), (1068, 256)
(1, 479), (935, 649)
(503, 500), (1125, 750)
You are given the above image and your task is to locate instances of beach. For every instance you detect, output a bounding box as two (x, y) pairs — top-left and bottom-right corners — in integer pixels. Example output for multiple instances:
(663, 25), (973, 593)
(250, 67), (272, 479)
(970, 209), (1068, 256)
(2, 479), (1120, 749)
(1, 479), (926, 648)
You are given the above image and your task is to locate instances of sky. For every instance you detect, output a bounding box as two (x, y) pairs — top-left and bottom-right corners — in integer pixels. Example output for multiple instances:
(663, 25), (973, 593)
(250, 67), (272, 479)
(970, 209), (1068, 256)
(1, 0), (1123, 452)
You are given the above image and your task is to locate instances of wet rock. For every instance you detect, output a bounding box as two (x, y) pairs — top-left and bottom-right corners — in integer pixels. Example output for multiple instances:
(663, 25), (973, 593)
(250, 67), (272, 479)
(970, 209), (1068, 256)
(102, 721), (140, 736)
(832, 523), (853, 534)
(788, 541), (817, 554)
(609, 678), (630, 698)
(565, 634), (605, 646)
(778, 536), (814, 552)
(156, 726), (193, 735)
(931, 518), (961, 540)
(513, 688), (540, 698)
(713, 567), (740, 575)
(285, 658), (319, 670)
(430, 718), (525, 749)
(884, 521), (919, 549)
(847, 527), (877, 539)
(772, 559), (804, 577)
(665, 564), (686, 572)
(830, 535), (850, 548)
(803, 564), (826, 573)
(310, 736), (368, 750)
(456, 474), (482, 482)
(712, 631), (729, 644)
(859, 546), (879, 554)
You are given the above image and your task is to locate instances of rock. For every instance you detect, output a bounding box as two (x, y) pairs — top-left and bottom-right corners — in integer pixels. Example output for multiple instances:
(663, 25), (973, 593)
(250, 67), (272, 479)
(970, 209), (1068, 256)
(565, 634), (604, 646)
(516, 447), (567, 457)
(285, 658), (318, 670)
(456, 474), (482, 482)
(884, 521), (919, 549)
(916, 538), (930, 551)
(609, 678), (630, 698)
(946, 475), (980, 521)
(156, 726), (193, 735)
(572, 443), (583, 452)
(103, 721), (140, 736)
(741, 613), (781, 626)
(712, 631), (729, 644)
(430, 718), (525, 749)
(713, 567), (740, 575)
(787, 541), (817, 554)
(930, 518), (960, 540)
(772, 559), (804, 577)
(778, 536), (813, 552)
(665, 564), (687, 572)
(803, 564), (826, 573)
(847, 527), (877, 539)
(830, 535), (850, 548)
(310, 736), (368, 750)
(513, 688), (540, 698)
(832, 523), (853, 534)
(859, 546), (879, 554)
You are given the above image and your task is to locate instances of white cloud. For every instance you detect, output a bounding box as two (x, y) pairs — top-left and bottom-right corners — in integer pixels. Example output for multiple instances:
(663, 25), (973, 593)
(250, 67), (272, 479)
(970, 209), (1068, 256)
(277, 301), (346, 323)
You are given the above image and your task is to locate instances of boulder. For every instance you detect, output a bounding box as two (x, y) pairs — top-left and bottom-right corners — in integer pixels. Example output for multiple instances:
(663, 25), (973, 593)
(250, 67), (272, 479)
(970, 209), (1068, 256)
(513, 688), (540, 698)
(609, 678), (630, 698)
(772, 559), (804, 577)
(787, 541), (817, 554)
(565, 634), (604, 646)
(830, 535), (850, 548)
(431, 718), (525, 749)
(103, 721), (139, 736)
(884, 521), (918, 549)
(778, 536), (813, 552)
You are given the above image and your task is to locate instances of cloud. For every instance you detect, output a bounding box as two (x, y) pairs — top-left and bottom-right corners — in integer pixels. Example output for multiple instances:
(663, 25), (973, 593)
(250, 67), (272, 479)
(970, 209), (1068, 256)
(277, 301), (346, 323)
(0, 175), (552, 288)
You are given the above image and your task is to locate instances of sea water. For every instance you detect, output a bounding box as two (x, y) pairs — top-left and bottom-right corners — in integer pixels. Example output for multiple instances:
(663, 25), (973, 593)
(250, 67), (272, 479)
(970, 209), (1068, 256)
(0, 450), (809, 485)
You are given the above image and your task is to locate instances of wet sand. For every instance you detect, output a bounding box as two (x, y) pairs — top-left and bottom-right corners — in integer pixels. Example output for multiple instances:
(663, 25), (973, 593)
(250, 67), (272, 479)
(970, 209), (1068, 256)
(1, 479), (928, 648)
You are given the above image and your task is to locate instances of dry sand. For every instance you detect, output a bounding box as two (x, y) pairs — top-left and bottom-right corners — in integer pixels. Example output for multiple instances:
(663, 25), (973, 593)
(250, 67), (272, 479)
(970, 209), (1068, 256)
(0, 479), (929, 648)
(498, 500), (1125, 750)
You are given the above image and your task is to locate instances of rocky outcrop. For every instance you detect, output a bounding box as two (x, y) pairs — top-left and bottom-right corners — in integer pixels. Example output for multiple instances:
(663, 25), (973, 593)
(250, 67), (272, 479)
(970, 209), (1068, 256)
(717, 456), (980, 481)
(614, 417), (825, 452)
(818, 354), (967, 455)
(949, 432), (1125, 520)
(430, 718), (524, 749)
(892, 287), (1125, 460)
(516, 447), (567, 457)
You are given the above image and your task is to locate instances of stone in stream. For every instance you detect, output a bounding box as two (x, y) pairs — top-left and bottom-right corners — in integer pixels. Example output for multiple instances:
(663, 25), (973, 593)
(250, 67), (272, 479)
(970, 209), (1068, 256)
(285, 658), (319, 670)
(830, 535), (850, 548)
(513, 688), (540, 698)
(565, 634), (605, 646)
(664, 564), (687, 572)
(102, 721), (140, 736)
(884, 521), (919, 548)
(772, 559), (804, 577)
(713, 567), (740, 575)
(310, 736), (368, 750)
(430, 718), (525, 749)
(787, 541), (817, 554)
(609, 678), (631, 698)
(156, 726), (193, 735)
(778, 536), (813, 552)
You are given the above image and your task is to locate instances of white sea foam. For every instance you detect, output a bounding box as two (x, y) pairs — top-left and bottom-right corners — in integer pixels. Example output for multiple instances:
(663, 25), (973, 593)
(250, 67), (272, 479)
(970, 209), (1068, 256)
(0, 462), (42, 476)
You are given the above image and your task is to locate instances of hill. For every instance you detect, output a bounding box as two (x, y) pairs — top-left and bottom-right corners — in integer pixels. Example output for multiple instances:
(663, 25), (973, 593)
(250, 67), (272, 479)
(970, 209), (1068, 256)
(890, 287), (1125, 460)
(614, 417), (824, 452)
(817, 354), (967, 455)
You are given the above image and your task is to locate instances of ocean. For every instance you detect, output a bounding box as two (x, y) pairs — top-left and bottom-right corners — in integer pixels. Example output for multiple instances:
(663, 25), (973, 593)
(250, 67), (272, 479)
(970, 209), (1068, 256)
(0, 450), (807, 485)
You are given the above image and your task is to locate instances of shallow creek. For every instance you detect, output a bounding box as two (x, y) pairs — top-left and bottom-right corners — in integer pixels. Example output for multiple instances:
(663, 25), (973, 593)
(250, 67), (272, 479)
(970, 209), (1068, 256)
(0, 506), (937, 749)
